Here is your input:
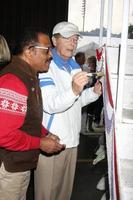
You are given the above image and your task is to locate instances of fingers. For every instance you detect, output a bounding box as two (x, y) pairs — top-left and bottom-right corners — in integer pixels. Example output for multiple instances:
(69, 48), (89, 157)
(40, 137), (65, 154)
(73, 71), (88, 83)
(94, 80), (102, 95)
(47, 133), (60, 142)
(72, 71), (89, 95)
(53, 142), (65, 152)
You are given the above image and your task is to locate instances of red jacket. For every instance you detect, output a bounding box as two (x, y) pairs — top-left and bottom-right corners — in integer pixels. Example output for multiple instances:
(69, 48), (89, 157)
(0, 73), (47, 151)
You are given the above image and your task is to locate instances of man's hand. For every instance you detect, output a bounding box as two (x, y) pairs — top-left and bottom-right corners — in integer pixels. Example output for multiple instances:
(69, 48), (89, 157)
(72, 71), (89, 96)
(40, 136), (65, 154)
(93, 80), (102, 95)
(46, 133), (60, 142)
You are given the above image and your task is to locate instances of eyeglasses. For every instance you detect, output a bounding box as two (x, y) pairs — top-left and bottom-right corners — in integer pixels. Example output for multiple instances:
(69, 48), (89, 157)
(29, 45), (51, 54)
(61, 36), (79, 44)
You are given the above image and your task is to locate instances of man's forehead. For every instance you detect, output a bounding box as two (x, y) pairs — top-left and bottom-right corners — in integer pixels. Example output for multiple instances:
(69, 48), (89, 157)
(38, 33), (51, 45)
(67, 35), (79, 39)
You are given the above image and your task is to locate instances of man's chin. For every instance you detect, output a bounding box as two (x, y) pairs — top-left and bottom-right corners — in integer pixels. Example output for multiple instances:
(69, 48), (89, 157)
(39, 66), (49, 73)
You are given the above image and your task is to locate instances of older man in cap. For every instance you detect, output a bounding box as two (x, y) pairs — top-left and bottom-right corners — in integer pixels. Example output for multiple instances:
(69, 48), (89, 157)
(35, 21), (102, 200)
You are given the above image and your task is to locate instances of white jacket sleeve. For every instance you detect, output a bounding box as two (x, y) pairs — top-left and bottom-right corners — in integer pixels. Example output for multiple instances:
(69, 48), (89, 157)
(81, 87), (100, 107)
(40, 80), (78, 114)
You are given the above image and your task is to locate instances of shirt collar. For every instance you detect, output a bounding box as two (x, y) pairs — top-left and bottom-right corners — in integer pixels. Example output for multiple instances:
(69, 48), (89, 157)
(51, 48), (80, 73)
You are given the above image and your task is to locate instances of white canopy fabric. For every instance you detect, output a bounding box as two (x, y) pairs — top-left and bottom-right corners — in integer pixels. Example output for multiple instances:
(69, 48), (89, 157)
(76, 41), (99, 58)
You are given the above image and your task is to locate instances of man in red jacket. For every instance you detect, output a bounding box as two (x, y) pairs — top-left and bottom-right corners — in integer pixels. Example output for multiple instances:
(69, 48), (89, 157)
(0, 27), (65, 200)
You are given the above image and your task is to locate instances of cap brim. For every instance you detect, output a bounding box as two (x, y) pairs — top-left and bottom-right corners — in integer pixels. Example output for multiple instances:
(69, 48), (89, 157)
(59, 32), (82, 38)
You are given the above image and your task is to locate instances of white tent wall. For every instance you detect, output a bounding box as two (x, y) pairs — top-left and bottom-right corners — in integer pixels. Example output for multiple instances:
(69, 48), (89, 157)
(105, 0), (133, 199)
(73, 0), (133, 198)
(72, 0), (133, 198)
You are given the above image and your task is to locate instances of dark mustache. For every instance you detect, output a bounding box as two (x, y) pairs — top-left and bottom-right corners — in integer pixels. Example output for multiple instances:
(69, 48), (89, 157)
(46, 57), (52, 62)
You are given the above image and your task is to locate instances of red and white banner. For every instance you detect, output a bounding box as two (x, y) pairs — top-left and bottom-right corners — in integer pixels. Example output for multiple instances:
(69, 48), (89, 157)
(96, 46), (120, 200)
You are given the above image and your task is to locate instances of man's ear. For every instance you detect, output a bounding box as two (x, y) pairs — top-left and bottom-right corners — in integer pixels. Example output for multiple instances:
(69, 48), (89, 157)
(24, 48), (33, 59)
(52, 36), (57, 46)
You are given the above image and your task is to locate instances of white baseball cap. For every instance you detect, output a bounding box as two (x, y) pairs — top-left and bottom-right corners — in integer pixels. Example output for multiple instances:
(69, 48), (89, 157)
(52, 21), (81, 38)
